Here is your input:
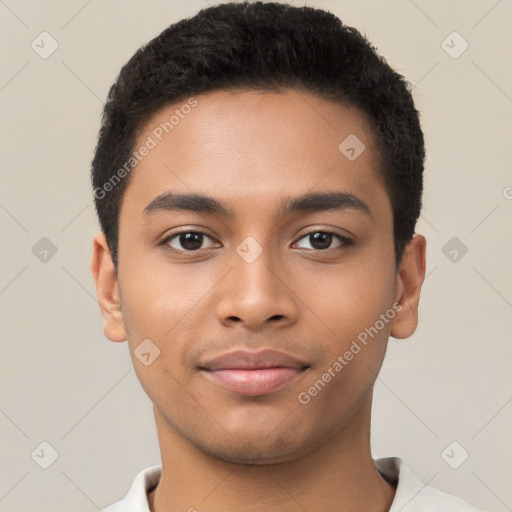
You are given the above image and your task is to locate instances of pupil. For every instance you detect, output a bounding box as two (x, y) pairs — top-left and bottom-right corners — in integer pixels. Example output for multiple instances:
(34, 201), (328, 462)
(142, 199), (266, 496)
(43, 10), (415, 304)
(311, 232), (331, 250)
(181, 233), (202, 250)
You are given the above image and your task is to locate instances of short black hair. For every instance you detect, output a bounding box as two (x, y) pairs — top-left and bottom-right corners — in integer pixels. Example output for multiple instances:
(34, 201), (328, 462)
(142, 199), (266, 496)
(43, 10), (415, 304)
(91, 1), (424, 270)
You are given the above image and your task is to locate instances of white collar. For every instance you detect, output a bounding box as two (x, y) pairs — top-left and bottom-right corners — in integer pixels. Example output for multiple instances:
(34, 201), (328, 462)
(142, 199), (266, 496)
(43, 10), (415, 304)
(103, 457), (480, 511)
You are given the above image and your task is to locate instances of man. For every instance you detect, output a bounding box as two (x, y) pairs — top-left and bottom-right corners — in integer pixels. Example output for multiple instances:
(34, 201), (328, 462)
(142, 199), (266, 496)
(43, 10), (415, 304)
(90, 2), (480, 510)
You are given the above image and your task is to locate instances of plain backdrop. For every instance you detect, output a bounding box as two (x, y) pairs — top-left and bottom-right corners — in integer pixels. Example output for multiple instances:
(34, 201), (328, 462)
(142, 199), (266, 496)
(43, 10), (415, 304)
(1, 1), (511, 511)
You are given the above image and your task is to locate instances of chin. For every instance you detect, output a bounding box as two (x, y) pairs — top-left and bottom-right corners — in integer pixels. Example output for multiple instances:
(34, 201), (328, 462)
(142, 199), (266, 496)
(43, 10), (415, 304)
(199, 442), (302, 465)
(190, 427), (319, 466)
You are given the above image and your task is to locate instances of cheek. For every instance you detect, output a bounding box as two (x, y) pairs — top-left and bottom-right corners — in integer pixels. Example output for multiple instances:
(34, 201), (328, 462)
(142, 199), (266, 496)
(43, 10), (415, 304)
(118, 258), (218, 368)
(120, 254), (190, 324)
(301, 259), (396, 343)
(296, 270), (395, 419)
(118, 263), (201, 401)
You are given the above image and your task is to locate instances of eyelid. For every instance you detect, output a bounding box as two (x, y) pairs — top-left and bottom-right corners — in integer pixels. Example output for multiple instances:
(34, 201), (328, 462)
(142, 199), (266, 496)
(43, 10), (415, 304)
(294, 228), (353, 249)
(160, 227), (218, 249)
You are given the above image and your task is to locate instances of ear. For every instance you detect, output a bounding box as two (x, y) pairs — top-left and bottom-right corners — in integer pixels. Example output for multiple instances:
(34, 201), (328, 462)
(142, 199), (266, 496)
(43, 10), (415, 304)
(91, 232), (127, 342)
(390, 234), (426, 339)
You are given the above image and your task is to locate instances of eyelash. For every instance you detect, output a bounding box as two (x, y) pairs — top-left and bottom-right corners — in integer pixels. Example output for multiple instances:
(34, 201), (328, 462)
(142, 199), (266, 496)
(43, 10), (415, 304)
(160, 228), (353, 253)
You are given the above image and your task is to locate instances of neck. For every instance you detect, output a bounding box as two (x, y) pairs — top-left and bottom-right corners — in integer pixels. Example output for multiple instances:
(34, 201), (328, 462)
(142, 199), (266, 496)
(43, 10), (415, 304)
(148, 392), (395, 512)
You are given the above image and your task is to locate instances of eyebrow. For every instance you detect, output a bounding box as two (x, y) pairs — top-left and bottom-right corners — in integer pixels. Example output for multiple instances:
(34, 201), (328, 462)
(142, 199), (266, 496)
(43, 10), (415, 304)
(143, 190), (371, 219)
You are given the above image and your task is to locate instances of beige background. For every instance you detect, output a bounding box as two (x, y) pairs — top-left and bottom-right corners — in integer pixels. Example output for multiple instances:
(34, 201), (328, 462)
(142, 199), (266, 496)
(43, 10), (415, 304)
(1, 0), (511, 511)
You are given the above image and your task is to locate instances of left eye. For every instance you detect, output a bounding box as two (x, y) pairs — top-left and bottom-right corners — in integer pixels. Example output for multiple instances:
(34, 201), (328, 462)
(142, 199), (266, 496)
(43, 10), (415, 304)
(295, 231), (350, 251)
(163, 230), (217, 252)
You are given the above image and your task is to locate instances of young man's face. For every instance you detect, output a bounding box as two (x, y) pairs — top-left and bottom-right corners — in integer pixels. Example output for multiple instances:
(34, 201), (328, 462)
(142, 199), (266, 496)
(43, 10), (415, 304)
(93, 88), (425, 464)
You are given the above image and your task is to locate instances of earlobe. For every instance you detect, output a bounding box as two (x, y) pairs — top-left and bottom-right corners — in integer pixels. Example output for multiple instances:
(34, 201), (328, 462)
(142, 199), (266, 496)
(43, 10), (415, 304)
(390, 234), (426, 340)
(91, 232), (127, 342)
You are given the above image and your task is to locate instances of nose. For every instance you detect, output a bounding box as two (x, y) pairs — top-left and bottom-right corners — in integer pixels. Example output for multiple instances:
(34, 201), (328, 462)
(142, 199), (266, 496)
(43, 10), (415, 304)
(214, 245), (299, 331)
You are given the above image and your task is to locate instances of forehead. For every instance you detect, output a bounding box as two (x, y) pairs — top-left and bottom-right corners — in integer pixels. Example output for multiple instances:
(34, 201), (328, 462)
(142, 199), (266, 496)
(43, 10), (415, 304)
(122, 88), (387, 218)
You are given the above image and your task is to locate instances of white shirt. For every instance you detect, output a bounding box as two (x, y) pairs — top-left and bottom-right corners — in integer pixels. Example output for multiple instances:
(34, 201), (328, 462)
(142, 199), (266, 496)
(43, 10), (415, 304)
(102, 457), (480, 511)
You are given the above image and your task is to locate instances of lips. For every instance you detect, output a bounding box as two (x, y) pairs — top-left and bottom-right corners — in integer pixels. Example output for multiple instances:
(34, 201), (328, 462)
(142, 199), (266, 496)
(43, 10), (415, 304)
(199, 349), (310, 396)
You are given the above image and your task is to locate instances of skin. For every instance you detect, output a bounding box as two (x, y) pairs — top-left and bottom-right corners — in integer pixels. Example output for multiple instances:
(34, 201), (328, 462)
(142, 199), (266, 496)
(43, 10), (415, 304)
(92, 88), (426, 512)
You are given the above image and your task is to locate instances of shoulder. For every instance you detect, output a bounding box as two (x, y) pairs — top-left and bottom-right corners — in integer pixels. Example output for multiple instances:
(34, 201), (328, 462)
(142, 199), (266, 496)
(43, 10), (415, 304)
(375, 457), (481, 512)
(101, 465), (162, 512)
